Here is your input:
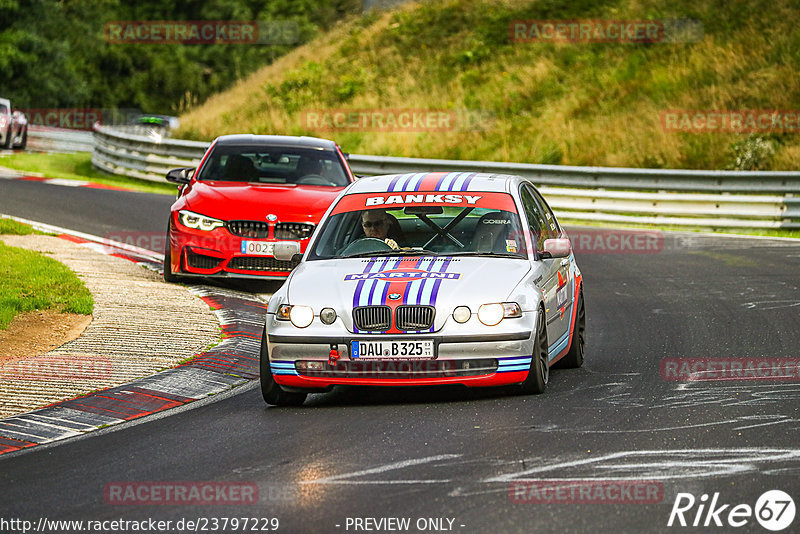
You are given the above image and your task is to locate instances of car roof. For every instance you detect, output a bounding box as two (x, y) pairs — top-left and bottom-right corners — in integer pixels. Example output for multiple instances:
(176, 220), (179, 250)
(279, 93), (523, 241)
(344, 172), (527, 195)
(213, 134), (340, 150)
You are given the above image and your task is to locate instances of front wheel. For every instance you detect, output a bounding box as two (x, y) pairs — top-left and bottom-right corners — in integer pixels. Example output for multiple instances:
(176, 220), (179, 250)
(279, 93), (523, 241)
(16, 129), (26, 150)
(1, 128), (10, 149)
(163, 222), (182, 283)
(260, 328), (307, 406)
(518, 308), (549, 394)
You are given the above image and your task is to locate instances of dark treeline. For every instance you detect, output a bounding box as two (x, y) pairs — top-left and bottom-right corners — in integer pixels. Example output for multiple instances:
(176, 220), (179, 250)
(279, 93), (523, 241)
(0, 0), (360, 114)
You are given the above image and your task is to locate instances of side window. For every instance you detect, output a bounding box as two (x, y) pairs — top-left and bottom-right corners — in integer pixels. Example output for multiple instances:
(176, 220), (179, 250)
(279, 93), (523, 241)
(531, 188), (560, 239)
(519, 185), (547, 252)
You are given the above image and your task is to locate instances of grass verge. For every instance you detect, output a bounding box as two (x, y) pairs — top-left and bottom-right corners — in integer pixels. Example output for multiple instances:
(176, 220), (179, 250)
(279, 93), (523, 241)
(0, 223), (94, 330)
(0, 218), (48, 236)
(0, 152), (176, 195)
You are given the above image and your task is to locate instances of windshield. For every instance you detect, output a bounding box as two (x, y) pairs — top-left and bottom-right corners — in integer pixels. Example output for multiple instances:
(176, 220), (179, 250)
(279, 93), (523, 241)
(309, 191), (528, 259)
(196, 145), (349, 186)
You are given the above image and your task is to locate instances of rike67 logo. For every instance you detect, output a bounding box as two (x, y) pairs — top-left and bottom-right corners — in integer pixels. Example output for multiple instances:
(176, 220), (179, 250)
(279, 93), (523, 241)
(668, 490), (795, 531)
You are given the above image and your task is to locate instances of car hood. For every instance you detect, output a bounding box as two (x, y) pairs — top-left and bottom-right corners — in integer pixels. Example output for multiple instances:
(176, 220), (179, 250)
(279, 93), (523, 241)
(184, 181), (345, 223)
(284, 256), (531, 332)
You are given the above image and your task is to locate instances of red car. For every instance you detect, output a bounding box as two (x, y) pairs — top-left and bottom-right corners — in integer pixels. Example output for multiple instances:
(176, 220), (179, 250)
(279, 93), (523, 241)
(164, 135), (355, 281)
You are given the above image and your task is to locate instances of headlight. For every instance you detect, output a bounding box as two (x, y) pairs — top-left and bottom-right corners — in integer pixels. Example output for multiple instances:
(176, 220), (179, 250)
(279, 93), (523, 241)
(452, 306), (471, 323)
(320, 307), (337, 325)
(277, 304), (314, 328)
(179, 210), (225, 231)
(477, 302), (522, 326)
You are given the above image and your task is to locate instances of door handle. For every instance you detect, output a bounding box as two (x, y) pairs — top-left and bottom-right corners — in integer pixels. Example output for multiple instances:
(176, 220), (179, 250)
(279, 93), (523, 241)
(560, 259), (569, 267)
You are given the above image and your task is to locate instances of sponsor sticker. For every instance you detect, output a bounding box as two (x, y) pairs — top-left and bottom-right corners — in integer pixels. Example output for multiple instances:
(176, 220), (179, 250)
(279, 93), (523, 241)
(344, 268), (461, 282)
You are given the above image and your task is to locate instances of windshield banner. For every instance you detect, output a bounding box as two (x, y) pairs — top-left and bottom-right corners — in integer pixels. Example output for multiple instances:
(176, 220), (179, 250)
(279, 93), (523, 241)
(332, 191), (517, 215)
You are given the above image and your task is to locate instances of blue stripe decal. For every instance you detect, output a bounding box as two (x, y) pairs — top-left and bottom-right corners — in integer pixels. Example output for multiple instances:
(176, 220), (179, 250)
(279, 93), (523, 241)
(451, 172), (470, 191)
(271, 361), (299, 376)
(405, 173), (425, 191)
(459, 172), (477, 191)
(548, 330), (570, 359)
(498, 356), (532, 364)
(499, 361), (532, 366)
(440, 172), (459, 191)
(352, 258), (378, 333)
(435, 172), (451, 190)
(387, 174), (404, 191)
(394, 173), (413, 192)
(413, 173), (428, 191)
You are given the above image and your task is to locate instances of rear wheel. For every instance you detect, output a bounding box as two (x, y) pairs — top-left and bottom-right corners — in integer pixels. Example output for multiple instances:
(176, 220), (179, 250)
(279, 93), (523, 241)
(519, 308), (549, 394)
(558, 290), (585, 368)
(16, 129), (26, 150)
(260, 328), (307, 406)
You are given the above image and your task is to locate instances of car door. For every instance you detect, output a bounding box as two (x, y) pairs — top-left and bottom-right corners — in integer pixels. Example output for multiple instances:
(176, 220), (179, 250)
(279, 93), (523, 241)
(519, 184), (563, 352)
(530, 186), (573, 354)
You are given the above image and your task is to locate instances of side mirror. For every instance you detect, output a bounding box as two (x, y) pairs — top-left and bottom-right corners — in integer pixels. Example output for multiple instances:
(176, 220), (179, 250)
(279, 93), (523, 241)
(273, 241), (301, 262)
(166, 167), (194, 185)
(541, 238), (571, 259)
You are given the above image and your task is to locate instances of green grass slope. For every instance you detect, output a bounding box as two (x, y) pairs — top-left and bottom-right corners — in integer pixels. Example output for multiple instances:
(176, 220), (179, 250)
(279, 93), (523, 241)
(177, 0), (800, 170)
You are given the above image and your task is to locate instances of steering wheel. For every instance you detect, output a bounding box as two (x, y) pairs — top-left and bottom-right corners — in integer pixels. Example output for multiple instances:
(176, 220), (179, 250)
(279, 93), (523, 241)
(340, 238), (393, 257)
(295, 174), (334, 186)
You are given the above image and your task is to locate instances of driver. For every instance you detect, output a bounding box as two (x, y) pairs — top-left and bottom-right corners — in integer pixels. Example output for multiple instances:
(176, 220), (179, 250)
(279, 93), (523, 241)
(361, 210), (400, 250)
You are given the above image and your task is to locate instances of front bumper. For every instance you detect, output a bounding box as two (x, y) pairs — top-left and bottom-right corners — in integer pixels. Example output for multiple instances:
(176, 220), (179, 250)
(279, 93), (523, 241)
(169, 220), (303, 279)
(266, 328), (536, 388)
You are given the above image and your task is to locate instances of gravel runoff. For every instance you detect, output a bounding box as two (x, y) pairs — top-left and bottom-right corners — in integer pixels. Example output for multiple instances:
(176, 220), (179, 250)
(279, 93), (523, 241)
(0, 234), (221, 419)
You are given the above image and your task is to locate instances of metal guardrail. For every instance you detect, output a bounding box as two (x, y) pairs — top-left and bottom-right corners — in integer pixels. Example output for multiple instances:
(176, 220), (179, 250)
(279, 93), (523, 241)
(91, 126), (799, 229)
(27, 126), (94, 153)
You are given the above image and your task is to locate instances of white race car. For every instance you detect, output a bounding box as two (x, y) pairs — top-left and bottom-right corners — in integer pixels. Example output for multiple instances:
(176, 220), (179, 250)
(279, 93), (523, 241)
(261, 172), (585, 405)
(0, 98), (28, 149)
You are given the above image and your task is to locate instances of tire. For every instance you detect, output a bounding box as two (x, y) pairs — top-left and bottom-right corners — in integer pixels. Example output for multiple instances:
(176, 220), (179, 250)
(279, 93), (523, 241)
(260, 328), (307, 406)
(1, 128), (10, 149)
(519, 308), (549, 394)
(163, 224), (182, 283)
(558, 290), (585, 369)
(16, 129), (26, 150)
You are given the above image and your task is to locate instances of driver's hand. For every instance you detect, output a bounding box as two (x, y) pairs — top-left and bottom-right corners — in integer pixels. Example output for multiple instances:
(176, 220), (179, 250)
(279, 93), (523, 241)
(384, 238), (399, 250)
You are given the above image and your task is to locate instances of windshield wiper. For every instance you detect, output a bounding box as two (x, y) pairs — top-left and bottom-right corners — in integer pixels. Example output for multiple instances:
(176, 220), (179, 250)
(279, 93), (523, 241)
(446, 251), (525, 258)
(340, 249), (441, 259)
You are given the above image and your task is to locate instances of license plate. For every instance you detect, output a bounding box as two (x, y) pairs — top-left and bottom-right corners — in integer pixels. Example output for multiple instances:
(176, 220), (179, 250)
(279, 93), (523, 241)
(240, 241), (274, 255)
(351, 340), (435, 359)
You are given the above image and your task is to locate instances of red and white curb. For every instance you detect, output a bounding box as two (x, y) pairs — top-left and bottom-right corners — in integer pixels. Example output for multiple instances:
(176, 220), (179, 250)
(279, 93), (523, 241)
(0, 167), (136, 191)
(0, 215), (267, 456)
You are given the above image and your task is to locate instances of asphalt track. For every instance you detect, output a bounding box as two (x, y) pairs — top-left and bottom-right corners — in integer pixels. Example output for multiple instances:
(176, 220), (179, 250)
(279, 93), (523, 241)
(2, 178), (800, 533)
